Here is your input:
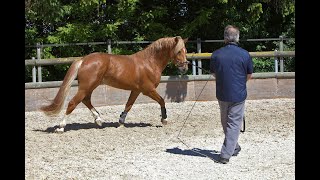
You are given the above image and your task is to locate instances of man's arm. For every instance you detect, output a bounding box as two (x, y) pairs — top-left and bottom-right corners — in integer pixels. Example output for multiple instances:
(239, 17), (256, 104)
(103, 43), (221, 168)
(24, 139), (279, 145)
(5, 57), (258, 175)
(246, 52), (253, 81)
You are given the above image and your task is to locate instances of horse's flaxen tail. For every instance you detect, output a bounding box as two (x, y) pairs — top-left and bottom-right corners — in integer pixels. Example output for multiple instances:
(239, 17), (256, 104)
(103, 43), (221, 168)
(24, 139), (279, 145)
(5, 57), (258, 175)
(40, 59), (83, 116)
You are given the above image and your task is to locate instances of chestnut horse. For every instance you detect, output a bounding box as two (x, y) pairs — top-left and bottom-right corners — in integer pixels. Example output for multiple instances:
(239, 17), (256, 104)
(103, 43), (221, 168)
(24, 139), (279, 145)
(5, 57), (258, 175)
(40, 36), (189, 133)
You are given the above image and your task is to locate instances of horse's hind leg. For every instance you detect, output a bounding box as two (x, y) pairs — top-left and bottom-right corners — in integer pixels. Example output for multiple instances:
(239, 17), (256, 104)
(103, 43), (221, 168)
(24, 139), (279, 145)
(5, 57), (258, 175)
(55, 90), (87, 133)
(119, 91), (140, 125)
(82, 93), (103, 126)
(144, 90), (168, 125)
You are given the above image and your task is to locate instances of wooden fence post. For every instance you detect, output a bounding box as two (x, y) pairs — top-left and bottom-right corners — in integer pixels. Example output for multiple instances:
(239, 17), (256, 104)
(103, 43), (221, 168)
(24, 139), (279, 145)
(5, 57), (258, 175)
(279, 36), (284, 72)
(32, 57), (36, 83)
(107, 39), (112, 54)
(274, 50), (278, 73)
(36, 43), (42, 82)
(197, 38), (202, 75)
(192, 57), (196, 75)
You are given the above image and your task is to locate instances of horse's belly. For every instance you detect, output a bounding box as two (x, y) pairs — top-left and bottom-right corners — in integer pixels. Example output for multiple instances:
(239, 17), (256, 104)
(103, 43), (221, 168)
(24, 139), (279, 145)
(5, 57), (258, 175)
(101, 77), (139, 91)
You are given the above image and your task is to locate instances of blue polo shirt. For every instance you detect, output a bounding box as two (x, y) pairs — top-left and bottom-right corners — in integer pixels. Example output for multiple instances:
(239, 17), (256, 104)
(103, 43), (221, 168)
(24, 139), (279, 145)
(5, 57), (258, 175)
(210, 43), (253, 102)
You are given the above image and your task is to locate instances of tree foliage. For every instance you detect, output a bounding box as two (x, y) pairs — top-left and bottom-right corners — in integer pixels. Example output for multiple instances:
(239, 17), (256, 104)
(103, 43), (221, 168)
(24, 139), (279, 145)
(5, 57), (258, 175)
(25, 0), (295, 82)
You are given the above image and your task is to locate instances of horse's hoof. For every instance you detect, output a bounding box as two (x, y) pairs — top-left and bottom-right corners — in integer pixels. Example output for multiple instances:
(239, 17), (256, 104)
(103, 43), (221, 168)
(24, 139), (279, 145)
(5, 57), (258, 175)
(95, 119), (102, 127)
(161, 118), (168, 125)
(54, 128), (64, 133)
(118, 122), (125, 128)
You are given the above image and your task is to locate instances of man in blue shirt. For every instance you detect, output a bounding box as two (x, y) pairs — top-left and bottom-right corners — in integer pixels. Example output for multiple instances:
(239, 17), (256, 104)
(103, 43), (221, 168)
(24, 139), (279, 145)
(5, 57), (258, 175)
(210, 25), (253, 164)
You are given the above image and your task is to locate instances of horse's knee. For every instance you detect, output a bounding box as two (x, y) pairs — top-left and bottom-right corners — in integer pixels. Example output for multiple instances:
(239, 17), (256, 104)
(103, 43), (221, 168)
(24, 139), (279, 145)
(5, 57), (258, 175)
(66, 91), (87, 115)
(159, 99), (165, 107)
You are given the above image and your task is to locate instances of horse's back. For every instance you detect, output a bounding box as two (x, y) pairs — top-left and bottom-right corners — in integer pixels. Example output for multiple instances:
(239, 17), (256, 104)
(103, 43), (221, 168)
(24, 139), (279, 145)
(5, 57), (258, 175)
(78, 52), (160, 92)
(78, 52), (137, 89)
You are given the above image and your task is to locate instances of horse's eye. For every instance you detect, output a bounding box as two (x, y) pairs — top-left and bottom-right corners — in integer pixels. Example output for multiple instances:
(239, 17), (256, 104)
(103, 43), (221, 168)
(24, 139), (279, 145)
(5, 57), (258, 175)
(177, 51), (181, 54)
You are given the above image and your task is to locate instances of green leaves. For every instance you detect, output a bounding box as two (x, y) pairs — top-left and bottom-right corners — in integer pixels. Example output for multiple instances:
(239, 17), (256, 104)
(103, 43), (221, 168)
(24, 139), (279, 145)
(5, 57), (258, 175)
(247, 3), (263, 23)
(25, 0), (295, 79)
(252, 57), (275, 72)
(79, 0), (99, 7)
(25, 0), (65, 23)
(183, 8), (213, 37)
(47, 23), (93, 43)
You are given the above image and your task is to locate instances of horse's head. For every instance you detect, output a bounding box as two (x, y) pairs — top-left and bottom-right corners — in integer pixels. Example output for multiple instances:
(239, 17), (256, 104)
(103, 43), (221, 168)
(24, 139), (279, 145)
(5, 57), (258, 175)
(172, 36), (189, 74)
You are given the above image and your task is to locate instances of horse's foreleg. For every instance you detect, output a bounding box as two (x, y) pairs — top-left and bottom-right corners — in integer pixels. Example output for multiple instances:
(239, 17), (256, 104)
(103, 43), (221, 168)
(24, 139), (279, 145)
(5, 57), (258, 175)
(144, 90), (168, 125)
(82, 93), (103, 127)
(119, 91), (140, 125)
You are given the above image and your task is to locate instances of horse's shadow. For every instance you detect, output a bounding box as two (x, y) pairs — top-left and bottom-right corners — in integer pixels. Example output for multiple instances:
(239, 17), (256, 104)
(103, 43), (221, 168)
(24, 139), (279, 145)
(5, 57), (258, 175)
(34, 122), (153, 133)
(165, 147), (220, 161)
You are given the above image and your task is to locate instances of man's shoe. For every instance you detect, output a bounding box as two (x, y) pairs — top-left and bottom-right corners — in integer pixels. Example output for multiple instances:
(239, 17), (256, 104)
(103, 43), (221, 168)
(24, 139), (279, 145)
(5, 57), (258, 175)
(232, 146), (241, 156)
(215, 156), (229, 164)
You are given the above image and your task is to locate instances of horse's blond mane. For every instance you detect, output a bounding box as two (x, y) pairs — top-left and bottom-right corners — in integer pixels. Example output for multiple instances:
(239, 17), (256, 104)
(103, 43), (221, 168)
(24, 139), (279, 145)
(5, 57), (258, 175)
(141, 36), (185, 55)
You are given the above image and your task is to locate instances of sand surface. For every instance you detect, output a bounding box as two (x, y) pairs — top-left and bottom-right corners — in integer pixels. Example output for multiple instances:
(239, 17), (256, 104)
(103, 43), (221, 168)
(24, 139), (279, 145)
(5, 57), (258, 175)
(25, 98), (295, 180)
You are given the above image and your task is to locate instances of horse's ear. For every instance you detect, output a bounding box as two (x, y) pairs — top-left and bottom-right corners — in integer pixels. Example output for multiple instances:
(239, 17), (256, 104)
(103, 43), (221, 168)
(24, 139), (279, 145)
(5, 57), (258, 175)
(175, 36), (182, 42)
(183, 38), (189, 43)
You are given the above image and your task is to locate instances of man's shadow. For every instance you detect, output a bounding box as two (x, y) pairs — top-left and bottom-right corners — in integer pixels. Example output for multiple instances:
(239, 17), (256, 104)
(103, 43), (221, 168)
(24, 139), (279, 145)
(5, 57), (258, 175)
(166, 147), (220, 161)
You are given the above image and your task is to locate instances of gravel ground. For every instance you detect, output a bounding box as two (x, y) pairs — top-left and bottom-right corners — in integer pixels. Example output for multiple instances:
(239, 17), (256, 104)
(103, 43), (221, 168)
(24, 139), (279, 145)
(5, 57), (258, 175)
(25, 98), (295, 180)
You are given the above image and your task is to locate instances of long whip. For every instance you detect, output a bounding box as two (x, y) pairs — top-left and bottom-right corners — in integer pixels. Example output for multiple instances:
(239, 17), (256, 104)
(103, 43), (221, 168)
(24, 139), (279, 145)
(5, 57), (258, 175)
(175, 64), (214, 158)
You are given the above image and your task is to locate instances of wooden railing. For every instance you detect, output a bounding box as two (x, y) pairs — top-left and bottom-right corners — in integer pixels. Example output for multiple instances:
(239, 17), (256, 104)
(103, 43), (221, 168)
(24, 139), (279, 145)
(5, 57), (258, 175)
(25, 51), (295, 89)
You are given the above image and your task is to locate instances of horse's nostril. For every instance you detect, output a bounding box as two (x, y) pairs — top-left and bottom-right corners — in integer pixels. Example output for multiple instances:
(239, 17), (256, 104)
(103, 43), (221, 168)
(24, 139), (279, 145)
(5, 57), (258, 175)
(178, 67), (188, 74)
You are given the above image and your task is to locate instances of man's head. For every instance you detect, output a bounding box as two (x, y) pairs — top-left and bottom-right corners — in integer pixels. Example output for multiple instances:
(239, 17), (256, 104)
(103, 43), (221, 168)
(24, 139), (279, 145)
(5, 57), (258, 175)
(224, 25), (240, 44)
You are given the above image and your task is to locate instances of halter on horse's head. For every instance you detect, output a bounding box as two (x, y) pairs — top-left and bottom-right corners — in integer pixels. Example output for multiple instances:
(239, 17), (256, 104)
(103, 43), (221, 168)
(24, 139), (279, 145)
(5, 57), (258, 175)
(172, 36), (189, 74)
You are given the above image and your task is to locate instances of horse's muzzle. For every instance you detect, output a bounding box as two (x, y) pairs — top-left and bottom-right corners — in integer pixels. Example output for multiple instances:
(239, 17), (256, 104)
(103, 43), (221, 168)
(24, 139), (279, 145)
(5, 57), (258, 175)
(177, 61), (189, 74)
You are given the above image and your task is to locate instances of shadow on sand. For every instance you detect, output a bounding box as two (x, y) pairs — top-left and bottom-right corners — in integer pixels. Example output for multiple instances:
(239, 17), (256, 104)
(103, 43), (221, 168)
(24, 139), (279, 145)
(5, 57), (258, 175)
(34, 122), (153, 133)
(166, 147), (220, 161)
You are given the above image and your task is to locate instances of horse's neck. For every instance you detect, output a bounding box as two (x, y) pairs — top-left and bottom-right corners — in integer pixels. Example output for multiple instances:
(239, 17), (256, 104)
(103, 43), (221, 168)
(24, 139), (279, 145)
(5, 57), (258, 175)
(135, 48), (171, 72)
